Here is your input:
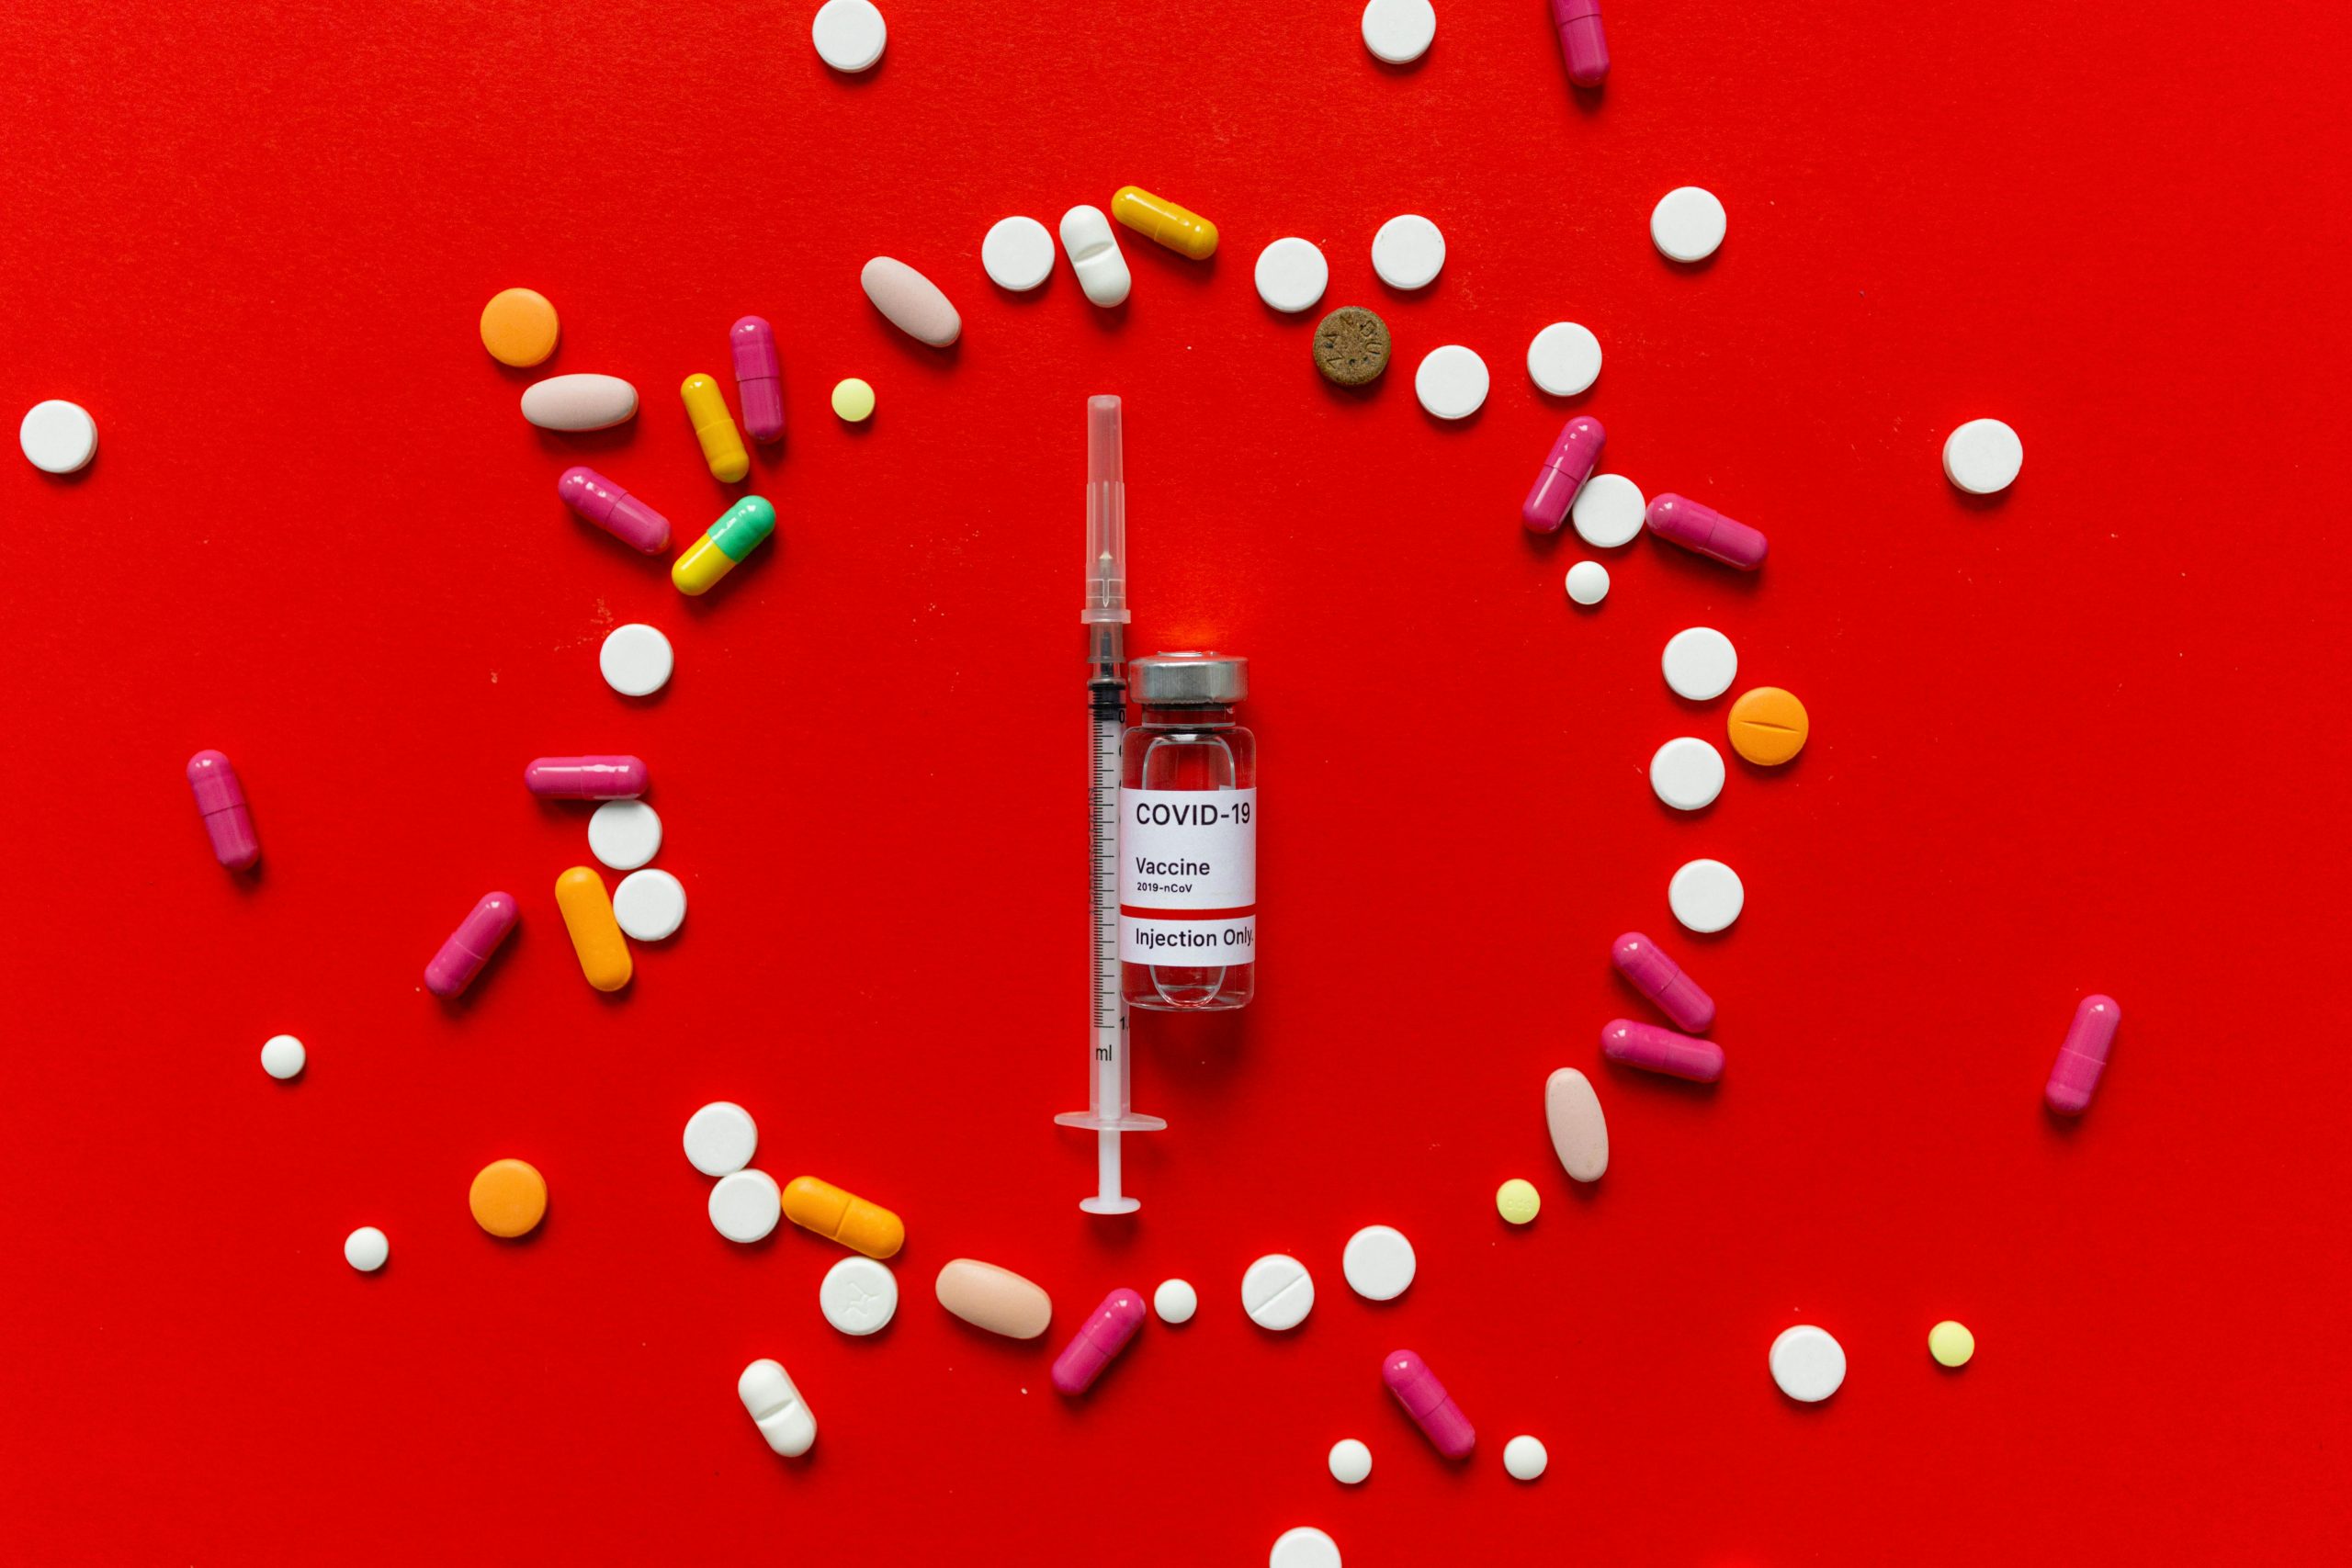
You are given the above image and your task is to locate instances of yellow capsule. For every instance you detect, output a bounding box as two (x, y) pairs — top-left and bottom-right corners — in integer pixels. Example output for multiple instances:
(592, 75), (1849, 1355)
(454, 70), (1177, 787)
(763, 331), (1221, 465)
(781, 1175), (904, 1258)
(1111, 186), (1218, 260)
(680, 373), (750, 483)
(554, 866), (631, 992)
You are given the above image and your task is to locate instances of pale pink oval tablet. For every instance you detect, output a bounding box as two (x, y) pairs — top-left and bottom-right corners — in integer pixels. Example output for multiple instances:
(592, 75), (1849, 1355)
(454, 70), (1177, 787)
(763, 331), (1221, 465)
(519, 373), (639, 432)
(1545, 1067), (1609, 1181)
(861, 256), (962, 347)
(934, 1258), (1052, 1338)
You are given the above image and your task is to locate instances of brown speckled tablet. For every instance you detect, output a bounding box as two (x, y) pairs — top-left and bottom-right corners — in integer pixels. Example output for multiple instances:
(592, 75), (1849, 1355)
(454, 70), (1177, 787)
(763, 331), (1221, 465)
(1313, 306), (1391, 386)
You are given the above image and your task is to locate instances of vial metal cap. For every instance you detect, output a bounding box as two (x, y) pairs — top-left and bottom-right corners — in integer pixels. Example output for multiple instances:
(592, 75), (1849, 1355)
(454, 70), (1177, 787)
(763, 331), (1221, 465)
(1133, 650), (1248, 705)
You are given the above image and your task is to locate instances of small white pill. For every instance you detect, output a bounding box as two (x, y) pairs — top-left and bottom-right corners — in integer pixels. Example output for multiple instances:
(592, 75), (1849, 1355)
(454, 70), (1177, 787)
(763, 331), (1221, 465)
(739, 1358), (818, 1457)
(1413, 344), (1489, 420)
(1241, 1253), (1316, 1330)
(1650, 738), (1726, 811)
(1371, 214), (1445, 289)
(1651, 186), (1727, 263)
(1328, 1438), (1373, 1485)
(820, 1256), (899, 1336)
(1943, 418), (2023, 494)
(683, 1101), (758, 1177)
(1154, 1278), (1199, 1324)
(1662, 626), (1738, 701)
(1503, 1434), (1549, 1481)
(1340, 1224), (1416, 1301)
(1360, 0), (1435, 64)
(19, 400), (97, 474)
(588, 799), (663, 871)
(1527, 321), (1602, 396)
(709, 1168), (781, 1243)
(1668, 858), (1745, 933)
(1770, 1324), (1847, 1402)
(599, 623), (673, 697)
(614, 869), (687, 942)
(810, 0), (887, 72)
(1565, 560), (1611, 606)
(982, 216), (1057, 291)
(260, 1033), (307, 1080)
(1270, 1527), (1341, 1568)
(1059, 205), (1132, 308)
(344, 1225), (389, 1272)
(1254, 237), (1329, 313)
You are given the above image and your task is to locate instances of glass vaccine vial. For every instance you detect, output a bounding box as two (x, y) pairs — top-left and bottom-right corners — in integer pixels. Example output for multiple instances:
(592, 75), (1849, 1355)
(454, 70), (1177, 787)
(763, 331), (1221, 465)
(1120, 652), (1256, 1011)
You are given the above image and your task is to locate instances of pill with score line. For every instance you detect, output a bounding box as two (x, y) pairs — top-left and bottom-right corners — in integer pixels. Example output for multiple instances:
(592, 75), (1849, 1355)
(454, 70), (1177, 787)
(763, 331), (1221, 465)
(1601, 1019), (1724, 1081)
(782, 1176), (904, 1258)
(1059, 205), (1132, 308)
(554, 866), (631, 991)
(424, 892), (518, 998)
(1052, 1287), (1147, 1393)
(557, 467), (670, 554)
(739, 1359), (817, 1457)
(524, 756), (648, 799)
(1611, 931), (1716, 1032)
(730, 317), (784, 443)
(1383, 1348), (1474, 1457)
(1241, 1254), (1315, 1330)
(186, 750), (260, 871)
(2044, 994), (2120, 1115)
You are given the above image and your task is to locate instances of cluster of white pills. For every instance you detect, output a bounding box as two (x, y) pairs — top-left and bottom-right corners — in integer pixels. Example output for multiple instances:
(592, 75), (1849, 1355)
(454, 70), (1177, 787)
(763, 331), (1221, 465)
(687, 1101), (781, 1243)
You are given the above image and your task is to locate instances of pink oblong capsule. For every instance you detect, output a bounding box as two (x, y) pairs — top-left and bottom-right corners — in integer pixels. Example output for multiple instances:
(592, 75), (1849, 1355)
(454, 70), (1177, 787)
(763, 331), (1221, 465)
(187, 750), (260, 871)
(731, 316), (784, 443)
(1611, 931), (1716, 1033)
(424, 892), (519, 998)
(1383, 1348), (1475, 1458)
(557, 467), (670, 554)
(523, 756), (648, 799)
(1601, 1018), (1725, 1082)
(1522, 416), (1606, 533)
(2045, 994), (2120, 1115)
(1551, 0), (1610, 87)
(1646, 492), (1769, 570)
(1051, 1287), (1147, 1394)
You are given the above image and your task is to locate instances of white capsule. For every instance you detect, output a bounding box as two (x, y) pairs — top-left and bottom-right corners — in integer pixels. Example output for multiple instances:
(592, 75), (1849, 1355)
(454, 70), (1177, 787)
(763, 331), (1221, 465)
(738, 1358), (818, 1456)
(1059, 205), (1132, 308)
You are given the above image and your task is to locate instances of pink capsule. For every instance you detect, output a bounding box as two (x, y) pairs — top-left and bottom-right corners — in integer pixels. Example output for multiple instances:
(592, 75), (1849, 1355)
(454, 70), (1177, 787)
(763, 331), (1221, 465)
(523, 756), (648, 800)
(731, 316), (784, 443)
(1551, 0), (1610, 88)
(1522, 417), (1606, 533)
(1611, 931), (1716, 1033)
(1646, 492), (1769, 570)
(557, 467), (670, 555)
(187, 750), (260, 871)
(2045, 995), (2120, 1115)
(1383, 1348), (1475, 1458)
(1601, 1018), (1725, 1082)
(1051, 1287), (1146, 1394)
(424, 892), (519, 999)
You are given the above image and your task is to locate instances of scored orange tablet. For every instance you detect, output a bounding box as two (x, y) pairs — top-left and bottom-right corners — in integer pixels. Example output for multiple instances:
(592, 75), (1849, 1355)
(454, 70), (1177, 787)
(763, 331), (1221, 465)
(1726, 686), (1809, 765)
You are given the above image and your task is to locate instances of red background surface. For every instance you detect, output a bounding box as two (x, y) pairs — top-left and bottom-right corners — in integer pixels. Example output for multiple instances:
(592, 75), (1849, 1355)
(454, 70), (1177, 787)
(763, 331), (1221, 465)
(4, 1), (2347, 1562)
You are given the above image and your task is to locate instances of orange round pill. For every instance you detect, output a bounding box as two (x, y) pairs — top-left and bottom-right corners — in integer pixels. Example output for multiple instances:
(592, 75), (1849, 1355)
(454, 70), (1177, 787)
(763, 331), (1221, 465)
(1726, 686), (1810, 765)
(479, 288), (560, 367)
(469, 1157), (548, 1237)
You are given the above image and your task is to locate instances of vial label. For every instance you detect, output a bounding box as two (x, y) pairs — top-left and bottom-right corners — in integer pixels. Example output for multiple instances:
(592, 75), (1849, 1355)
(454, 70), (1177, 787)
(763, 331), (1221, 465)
(1119, 787), (1256, 964)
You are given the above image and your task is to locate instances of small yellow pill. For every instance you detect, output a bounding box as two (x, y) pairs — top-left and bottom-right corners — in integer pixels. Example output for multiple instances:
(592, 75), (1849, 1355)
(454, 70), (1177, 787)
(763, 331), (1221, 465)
(782, 1175), (904, 1258)
(1726, 685), (1810, 765)
(479, 288), (560, 367)
(554, 865), (631, 992)
(1928, 1320), (1975, 1368)
(1496, 1178), (1542, 1225)
(680, 373), (750, 483)
(831, 378), (876, 423)
(1111, 186), (1219, 260)
(469, 1157), (548, 1237)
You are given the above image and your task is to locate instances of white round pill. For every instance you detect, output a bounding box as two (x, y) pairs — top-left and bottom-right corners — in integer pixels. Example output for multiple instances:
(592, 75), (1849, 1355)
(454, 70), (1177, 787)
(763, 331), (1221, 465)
(1269, 1526), (1341, 1568)
(1503, 1434), (1549, 1481)
(683, 1101), (758, 1177)
(1662, 626), (1738, 701)
(1770, 1324), (1847, 1402)
(1328, 1438), (1373, 1485)
(1414, 345), (1489, 420)
(1943, 418), (2023, 494)
(1241, 1253), (1316, 1331)
(1565, 559), (1610, 606)
(1651, 186), (1727, 263)
(1650, 738), (1726, 811)
(19, 400), (96, 474)
(1370, 214), (1445, 289)
(1668, 858), (1745, 933)
(982, 216), (1056, 291)
(1360, 0), (1435, 64)
(810, 0), (887, 72)
(1527, 321), (1602, 396)
(613, 868), (687, 942)
(587, 799), (662, 871)
(598, 623), (673, 697)
(344, 1225), (389, 1272)
(820, 1256), (899, 1336)
(1340, 1224), (1417, 1301)
(1254, 237), (1329, 313)
(1154, 1278), (1199, 1324)
(709, 1168), (781, 1244)
(259, 1033), (306, 1080)
(1571, 471), (1645, 548)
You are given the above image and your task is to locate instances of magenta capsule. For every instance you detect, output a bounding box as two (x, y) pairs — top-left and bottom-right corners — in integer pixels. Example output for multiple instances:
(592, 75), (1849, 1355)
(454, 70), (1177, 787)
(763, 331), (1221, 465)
(1647, 493), (1769, 570)
(731, 316), (784, 443)
(557, 467), (670, 554)
(1522, 417), (1606, 534)
(1611, 931), (1716, 1033)
(1383, 1349), (1475, 1458)
(523, 756), (648, 799)
(2045, 995), (2120, 1115)
(187, 750), (260, 871)
(1551, 0), (1610, 87)
(1601, 1018), (1725, 1082)
(1051, 1288), (1147, 1394)
(424, 892), (519, 998)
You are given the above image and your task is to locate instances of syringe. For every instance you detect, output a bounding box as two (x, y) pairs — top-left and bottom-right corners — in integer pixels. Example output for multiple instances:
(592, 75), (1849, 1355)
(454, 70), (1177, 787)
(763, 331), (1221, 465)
(1055, 394), (1163, 1214)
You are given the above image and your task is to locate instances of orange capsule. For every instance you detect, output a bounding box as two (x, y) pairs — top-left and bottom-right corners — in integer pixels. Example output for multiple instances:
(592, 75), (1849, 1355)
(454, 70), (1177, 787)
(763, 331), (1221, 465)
(554, 866), (631, 991)
(1111, 186), (1218, 260)
(781, 1176), (904, 1258)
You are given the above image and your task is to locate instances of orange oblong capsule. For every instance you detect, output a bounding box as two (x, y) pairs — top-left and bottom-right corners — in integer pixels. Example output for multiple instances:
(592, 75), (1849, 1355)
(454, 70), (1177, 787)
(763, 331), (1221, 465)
(1111, 186), (1218, 260)
(781, 1176), (904, 1258)
(554, 866), (631, 991)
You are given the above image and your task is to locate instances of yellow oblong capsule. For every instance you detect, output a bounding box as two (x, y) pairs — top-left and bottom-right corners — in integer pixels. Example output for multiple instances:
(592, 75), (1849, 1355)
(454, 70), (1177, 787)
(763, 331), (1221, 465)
(554, 866), (632, 992)
(781, 1175), (904, 1258)
(680, 373), (750, 483)
(1111, 186), (1218, 260)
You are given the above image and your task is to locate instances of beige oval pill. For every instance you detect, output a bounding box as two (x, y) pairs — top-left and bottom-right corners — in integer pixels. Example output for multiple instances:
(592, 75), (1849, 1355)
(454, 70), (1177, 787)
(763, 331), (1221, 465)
(934, 1258), (1052, 1338)
(519, 373), (639, 432)
(1545, 1067), (1609, 1182)
(861, 256), (962, 347)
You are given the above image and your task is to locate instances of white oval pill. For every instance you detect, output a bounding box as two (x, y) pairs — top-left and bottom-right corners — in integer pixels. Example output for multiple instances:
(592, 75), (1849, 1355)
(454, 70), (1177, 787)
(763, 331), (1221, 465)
(1668, 858), (1745, 933)
(1328, 1438), (1373, 1485)
(1662, 626), (1738, 701)
(588, 799), (663, 872)
(260, 1033), (306, 1080)
(1361, 0), (1435, 63)
(1770, 1324), (1847, 1402)
(1059, 204), (1132, 308)
(1651, 186), (1727, 263)
(1565, 559), (1611, 606)
(1571, 471), (1645, 547)
(739, 1358), (817, 1457)
(1650, 737), (1726, 810)
(810, 0), (887, 72)
(683, 1100), (757, 1177)
(982, 216), (1056, 291)
(519, 374), (639, 432)
(344, 1225), (389, 1272)
(1269, 1527), (1341, 1568)
(598, 623), (673, 697)
(613, 869), (687, 942)
(709, 1168), (781, 1243)
(1371, 213), (1445, 289)
(820, 1256), (899, 1336)
(19, 400), (97, 474)
(1340, 1224), (1416, 1302)
(1254, 237), (1329, 313)
(1154, 1278), (1198, 1324)
(1527, 321), (1602, 396)
(1241, 1253), (1316, 1330)
(1943, 418), (2023, 494)
(861, 256), (962, 347)
(1414, 344), (1489, 420)
(1544, 1066), (1609, 1181)
(1503, 1434), (1549, 1480)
